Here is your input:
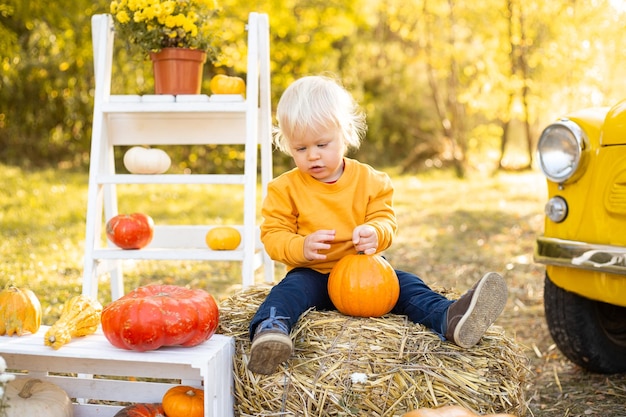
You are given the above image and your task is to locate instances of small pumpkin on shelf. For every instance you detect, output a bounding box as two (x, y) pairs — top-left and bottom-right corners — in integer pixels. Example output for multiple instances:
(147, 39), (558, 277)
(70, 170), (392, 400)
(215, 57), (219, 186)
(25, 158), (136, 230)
(4, 378), (73, 417)
(0, 284), (42, 336)
(327, 252), (400, 318)
(162, 385), (204, 417)
(209, 74), (246, 95)
(123, 146), (171, 175)
(205, 226), (241, 250)
(113, 403), (166, 417)
(44, 294), (102, 349)
(106, 212), (155, 250)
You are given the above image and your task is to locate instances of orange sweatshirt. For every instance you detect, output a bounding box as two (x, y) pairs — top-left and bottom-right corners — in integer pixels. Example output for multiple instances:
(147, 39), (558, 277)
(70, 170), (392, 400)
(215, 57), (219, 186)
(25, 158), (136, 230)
(260, 158), (397, 273)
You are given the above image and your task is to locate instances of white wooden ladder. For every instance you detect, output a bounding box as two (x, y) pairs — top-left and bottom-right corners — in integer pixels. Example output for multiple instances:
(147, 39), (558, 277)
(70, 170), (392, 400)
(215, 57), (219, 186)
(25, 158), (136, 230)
(83, 13), (274, 301)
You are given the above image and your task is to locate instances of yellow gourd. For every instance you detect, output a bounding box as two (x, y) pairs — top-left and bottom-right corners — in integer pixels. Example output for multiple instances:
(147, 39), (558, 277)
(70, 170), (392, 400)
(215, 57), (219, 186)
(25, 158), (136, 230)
(45, 294), (102, 349)
(0, 284), (42, 336)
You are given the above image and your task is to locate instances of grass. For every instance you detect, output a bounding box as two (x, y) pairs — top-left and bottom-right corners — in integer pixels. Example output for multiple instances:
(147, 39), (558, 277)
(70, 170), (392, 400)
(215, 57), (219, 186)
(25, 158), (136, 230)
(0, 164), (255, 319)
(3, 162), (626, 416)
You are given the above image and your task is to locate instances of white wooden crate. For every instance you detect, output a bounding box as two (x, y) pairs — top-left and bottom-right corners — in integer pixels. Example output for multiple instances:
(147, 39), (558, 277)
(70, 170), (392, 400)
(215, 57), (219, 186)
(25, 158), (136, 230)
(0, 326), (234, 417)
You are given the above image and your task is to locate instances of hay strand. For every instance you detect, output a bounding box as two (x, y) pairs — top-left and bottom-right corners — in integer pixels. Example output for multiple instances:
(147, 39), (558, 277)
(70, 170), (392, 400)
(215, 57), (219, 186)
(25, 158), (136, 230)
(218, 285), (530, 417)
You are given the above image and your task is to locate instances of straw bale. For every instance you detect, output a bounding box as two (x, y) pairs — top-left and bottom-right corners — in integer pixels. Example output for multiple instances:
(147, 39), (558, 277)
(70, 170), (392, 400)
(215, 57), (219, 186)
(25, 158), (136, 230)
(218, 285), (530, 417)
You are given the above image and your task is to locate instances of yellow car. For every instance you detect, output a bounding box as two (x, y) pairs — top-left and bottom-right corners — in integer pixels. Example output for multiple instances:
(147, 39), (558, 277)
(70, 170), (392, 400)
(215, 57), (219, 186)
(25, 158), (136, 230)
(534, 100), (626, 373)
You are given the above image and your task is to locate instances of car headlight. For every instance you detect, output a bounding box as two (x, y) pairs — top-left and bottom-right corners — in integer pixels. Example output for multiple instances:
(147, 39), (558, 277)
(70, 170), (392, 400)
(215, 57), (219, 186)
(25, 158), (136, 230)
(545, 196), (568, 222)
(537, 119), (589, 184)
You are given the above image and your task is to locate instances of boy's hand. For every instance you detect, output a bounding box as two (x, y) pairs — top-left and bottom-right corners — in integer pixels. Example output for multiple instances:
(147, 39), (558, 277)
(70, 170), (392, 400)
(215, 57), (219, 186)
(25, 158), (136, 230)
(304, 229), (335, 260)
(353, 225), (378, 255)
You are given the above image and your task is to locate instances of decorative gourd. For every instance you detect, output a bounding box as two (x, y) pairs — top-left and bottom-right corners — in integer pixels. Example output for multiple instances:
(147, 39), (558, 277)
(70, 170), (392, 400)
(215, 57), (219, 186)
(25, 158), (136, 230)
(123, 146), (171, 174)
(113, 403), (166, 417)
(45, 294), (103, 349)
(162, 385), (204, 417)
(205, 226), (241, 250)
(209, 74), (246, 95)
(402, 406), (518, 417)
(101, 284), (219, 351)
(328, 252), (400, 317)
(0, 284), (42, 336)
(4, 378), (73, 417)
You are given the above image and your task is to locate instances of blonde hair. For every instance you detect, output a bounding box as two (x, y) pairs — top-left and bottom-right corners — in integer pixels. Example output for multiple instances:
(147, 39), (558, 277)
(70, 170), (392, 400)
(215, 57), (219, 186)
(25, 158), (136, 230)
(273, 75), (367, 155)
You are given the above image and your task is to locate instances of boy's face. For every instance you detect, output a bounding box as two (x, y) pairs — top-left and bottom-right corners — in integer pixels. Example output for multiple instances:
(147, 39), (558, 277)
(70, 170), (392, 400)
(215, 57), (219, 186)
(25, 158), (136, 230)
(288, 125), (346, 183)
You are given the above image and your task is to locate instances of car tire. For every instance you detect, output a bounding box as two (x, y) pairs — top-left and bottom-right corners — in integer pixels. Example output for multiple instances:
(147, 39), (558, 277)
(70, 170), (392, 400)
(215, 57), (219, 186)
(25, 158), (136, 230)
(544, 274), (626, 373)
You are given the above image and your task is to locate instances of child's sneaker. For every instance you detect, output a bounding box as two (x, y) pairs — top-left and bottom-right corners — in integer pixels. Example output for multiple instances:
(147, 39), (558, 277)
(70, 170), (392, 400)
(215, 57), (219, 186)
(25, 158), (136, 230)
(445, 272), (507, 348)
(248, 307), (293, 374)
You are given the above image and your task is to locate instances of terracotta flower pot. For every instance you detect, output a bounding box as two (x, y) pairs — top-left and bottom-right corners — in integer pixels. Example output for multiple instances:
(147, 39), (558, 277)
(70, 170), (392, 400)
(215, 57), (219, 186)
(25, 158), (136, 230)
(149, 48), (207, 95)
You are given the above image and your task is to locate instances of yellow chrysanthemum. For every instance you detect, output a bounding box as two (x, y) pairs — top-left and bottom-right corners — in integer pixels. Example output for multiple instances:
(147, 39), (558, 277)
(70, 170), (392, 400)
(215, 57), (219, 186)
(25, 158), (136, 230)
(143, 5), (156, 20)
(163, 15), (177, 28)
(110, 0), (219, 53)
(162, 0), (176, 13)
(115, 10), (130, 24)
(182, 20), (197, 35)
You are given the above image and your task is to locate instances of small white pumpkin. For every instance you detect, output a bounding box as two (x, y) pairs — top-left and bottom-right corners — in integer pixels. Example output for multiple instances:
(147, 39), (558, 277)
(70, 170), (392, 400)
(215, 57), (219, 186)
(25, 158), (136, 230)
(4, 378), (74, 417)
(123, 146), (171, 174)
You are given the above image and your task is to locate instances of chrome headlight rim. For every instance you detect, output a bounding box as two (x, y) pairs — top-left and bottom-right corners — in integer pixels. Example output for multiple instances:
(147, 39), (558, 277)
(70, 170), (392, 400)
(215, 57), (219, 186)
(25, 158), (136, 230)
(545, 195), (568, 223)
(537, 119), (589, 184)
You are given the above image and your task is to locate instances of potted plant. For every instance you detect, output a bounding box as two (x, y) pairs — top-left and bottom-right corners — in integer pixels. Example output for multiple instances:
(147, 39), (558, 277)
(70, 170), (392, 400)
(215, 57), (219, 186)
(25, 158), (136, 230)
(109, 0), (221, 94)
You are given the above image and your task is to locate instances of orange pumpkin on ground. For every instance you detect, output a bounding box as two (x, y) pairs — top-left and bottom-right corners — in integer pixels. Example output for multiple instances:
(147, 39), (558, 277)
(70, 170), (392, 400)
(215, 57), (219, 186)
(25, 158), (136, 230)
(162, 385), (204, 417)
(328, 252), (400, 317)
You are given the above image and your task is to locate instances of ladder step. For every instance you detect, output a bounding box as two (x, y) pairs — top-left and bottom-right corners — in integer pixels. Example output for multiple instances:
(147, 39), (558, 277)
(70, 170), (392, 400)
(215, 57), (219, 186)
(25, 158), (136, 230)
(101, 98), (247, 113)
(96, 174), (247, 185)
(93, 248), (248, 261)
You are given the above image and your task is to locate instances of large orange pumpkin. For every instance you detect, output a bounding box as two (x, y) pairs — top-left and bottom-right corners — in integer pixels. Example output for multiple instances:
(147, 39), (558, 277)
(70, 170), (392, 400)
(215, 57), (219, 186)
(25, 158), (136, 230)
(162, 385), (204, 417)
(328, 253), (399, 317)
(101, 284), (219, 351)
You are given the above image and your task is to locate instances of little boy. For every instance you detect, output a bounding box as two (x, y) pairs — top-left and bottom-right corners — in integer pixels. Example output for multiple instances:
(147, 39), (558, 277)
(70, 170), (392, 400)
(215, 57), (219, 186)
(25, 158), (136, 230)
(248, 75), (507, 375)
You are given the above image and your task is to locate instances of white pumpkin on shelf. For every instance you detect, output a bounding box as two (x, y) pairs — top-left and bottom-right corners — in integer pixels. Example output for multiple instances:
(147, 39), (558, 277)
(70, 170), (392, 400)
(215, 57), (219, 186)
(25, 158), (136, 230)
(3, 378), (73, 417)
(123, 146), (171, 174)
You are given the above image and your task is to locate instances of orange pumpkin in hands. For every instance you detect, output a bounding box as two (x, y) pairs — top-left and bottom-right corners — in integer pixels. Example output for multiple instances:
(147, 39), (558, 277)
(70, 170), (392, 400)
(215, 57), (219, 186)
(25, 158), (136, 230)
(328, 253), (399, 317)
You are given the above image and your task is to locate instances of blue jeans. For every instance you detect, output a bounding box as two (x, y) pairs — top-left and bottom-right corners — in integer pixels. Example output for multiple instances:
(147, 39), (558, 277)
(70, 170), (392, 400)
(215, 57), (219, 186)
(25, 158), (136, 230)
(249, 267), (454, 340)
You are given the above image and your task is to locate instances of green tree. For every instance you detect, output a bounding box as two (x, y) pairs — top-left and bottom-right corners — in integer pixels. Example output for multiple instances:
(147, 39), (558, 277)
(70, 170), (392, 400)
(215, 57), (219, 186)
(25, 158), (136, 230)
(3, 0), (626, 174)
(0, 0), (109, 167)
